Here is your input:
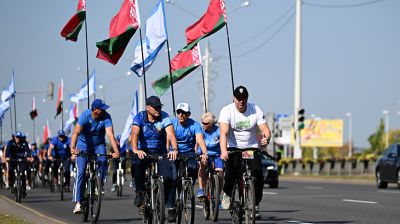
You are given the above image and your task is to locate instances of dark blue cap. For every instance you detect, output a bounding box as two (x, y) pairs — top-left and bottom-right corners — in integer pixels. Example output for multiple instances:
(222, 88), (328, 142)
(58, 130), (66, 136)
(15, 131), (24, 138)
(91, 99), (110, 110)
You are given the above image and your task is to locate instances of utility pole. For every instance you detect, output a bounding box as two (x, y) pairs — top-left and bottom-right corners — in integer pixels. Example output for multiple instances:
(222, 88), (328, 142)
(203, 41), (211, 112)
(293, 0), (303, 159)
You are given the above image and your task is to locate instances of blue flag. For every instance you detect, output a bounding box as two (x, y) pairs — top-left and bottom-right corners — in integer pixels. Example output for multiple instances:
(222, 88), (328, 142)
(130, 0), (167, 76)
(119, 90), (139, 150)
(0, 101), (10, 126)
(69, 70), (96, 103)
(1, 72), (16, 102)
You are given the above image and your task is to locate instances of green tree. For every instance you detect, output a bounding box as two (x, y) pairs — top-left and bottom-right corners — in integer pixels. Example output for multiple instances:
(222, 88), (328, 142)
(368, 118), (385, 154)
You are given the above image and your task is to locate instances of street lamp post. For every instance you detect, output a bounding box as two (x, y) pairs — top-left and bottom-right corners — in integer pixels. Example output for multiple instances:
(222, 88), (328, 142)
(382, 110), (389, 148)
(345, 113), (352, 158)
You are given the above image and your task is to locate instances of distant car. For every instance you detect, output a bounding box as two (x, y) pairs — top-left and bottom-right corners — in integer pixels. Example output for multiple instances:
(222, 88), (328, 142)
(261, 154), (279, 188)
(375, 143), (400, 189)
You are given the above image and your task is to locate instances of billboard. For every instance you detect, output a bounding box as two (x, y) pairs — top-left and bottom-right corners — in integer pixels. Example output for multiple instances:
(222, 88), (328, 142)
(294, 119), (343, 147)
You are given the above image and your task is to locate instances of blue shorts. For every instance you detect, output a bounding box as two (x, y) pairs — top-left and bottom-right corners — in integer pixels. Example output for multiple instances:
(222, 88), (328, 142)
(209, 156), (224, 170)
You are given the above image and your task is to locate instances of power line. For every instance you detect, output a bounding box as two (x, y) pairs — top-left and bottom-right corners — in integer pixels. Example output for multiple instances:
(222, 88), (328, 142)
(303, 0), (387, 8)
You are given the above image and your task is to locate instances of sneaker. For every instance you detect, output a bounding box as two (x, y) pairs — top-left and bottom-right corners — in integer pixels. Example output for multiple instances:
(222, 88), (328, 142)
(254, 205), (261, 220)
(167, 208), (176, 222)
(129, 181), (134, 188)
(73, 202), (82, 214)
(26, 185), (31, 191)
(221, 192), (231, 210)
(196, 188), (205, 199)
(111, 184), (117, 192)
(134, 192), (144, 207)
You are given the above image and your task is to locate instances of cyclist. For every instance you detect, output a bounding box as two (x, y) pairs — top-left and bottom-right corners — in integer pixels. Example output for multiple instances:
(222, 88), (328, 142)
(130, 96), (178, 219)
(197, 112), (224, 199)
(5, 131), (33, 198)
(40, 138), (51, 182)
(170, 102), (208, 221)
(110, 135), (128, 192)
(1, 143), (8, 189)
(70, 99), (120, 214)
(26, 142), (40, 190)
(219, 86), (271, 219)
(48, 130), (72, 192)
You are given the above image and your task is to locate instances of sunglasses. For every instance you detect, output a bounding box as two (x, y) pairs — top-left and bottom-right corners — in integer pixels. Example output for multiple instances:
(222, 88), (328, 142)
(176, 109), (187, 115)
(202, 122), (210, 125)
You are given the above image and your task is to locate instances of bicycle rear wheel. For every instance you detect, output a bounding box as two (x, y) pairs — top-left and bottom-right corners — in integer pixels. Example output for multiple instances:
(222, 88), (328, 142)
(90, 175), (102, 223)
(16, 175), (22, 203)
(183, 184), (195, 224)
(244, 179), (255, 224)
(153, 179), (165, 224)
(230, 181), (242, 224)
(210, 174), (220, 222)
(81, 175), (90, 222)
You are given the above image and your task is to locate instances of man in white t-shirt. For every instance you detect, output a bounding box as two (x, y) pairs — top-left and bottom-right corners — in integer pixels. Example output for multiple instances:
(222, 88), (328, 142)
(219, 85), (271, 219)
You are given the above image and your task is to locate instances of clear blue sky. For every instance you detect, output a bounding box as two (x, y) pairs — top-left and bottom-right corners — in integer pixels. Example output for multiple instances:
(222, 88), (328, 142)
(0, 0), (399, 148)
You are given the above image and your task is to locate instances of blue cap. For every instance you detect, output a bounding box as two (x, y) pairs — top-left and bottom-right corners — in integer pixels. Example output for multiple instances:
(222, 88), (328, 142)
(58, 130), (66, 136)
(116, 135), (121, 142)
(91, 99), (110, 110)
(31, 142), (37, 146)
(15, 131), (24, 138)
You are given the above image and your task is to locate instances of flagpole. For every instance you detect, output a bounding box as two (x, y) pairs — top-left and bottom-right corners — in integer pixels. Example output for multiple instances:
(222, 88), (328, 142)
(9, 107), (13, 134)
(33, 119), (35, 142)
(13, 96), (17, 132)
(165, 39), (176, 115)
(200, 65), (207, 113)
(139, 28), (148, 100)
(61, 102), (64, 130)
(84, 13), (90, 109)
(225, 23), (235, 94)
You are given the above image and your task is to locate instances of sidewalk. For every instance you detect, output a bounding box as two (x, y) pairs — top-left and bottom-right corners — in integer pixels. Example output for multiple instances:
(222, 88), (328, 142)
(280, 174), (376, 185)
(0, 195), (67, 224)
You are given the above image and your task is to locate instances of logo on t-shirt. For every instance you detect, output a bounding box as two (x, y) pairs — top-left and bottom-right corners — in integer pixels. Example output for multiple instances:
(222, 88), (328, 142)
(236, 120), (250, 130)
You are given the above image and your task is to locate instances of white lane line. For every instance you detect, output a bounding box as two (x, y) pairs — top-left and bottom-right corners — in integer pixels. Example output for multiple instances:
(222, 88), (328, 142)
(195, 205), (203, 209)
(288, 221), (313, 224)
(263, 191), (278, 195)
(342, 199), (378, 204)
(305, 186), (323, 190)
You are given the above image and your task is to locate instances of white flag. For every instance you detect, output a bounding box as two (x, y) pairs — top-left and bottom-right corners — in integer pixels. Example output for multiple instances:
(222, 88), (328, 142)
(1, 73), (16, 102)
(120, 90), (139, 150)
(70, 70), (96, 103)
(131, 0), (167, 76)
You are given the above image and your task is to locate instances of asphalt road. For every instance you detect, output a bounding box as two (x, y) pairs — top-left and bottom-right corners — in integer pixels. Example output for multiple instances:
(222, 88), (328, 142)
(1, 178), (399, 224)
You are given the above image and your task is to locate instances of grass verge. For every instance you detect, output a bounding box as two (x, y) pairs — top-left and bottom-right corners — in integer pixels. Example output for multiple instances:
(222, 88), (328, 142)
(0, 214), (32, 224)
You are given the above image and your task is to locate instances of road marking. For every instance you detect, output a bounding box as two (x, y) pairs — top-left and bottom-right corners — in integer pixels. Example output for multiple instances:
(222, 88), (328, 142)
(342, 199), (378, 204)
(288, 221), (313, 224)
(263, 191), (278, 195)
(195, 205), (203, 209)
(0, 195), (67, 224)
(305, 186), (323, 190)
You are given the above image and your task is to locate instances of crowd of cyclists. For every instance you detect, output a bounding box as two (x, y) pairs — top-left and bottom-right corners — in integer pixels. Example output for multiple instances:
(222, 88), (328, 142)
(0, 85), (272, 223)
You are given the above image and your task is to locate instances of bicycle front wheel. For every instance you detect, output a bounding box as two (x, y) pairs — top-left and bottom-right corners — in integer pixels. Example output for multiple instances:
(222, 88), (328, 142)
(153, 179), (165, 224)
(81, 175), (90, 222)
(244, 178), (255, 224)
(90, 175), (102, 223)
(16, 175), (22, 203)
(231, 181), (242, 224)
(49, 169), (54, 193)
(117, 170), (123, 197)
(60, 171), (64, 201)
(210, 174), (220, 222)
(183, 184), (195, 224)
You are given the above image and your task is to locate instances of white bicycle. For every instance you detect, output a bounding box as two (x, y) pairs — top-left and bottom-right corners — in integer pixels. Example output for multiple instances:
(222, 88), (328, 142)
(116, 158), (125, 197)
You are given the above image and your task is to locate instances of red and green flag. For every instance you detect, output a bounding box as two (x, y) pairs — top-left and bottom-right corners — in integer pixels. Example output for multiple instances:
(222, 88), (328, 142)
(181, 0), (227, 52)
(152, 45), (202, 96)
(96, 0), (141, 65)
(60, 0), (86, 42)
(55, 78), (63, 118)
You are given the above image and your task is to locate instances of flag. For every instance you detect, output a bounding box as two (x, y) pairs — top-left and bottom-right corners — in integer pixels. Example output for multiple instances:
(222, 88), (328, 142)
(43, 120), (52, 143)
(70, 70), (96, 103)
(60, 0), (86, 42)
(55, 79), (64, 117)
(1, 72), (16, 102)
(181, 0), (227, 51)
(0, 101), (10, 126)
(120, 90), (139, 150)
(64, 104), (79, 135)
(96, 0), (141, 65)
(131, 0), (167, 76)
(29, 97), (38, 120)
(152, 44), (202, 96)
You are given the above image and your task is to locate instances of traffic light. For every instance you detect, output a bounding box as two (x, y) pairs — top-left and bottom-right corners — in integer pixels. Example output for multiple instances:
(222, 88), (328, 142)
(47, 81), (54, 100)
(298, 108), (305, 130)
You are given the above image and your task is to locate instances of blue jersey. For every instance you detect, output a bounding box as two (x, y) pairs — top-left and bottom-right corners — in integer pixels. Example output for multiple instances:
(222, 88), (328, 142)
(200, 125), (221, 156)
(51, 136), (71, 159)
(132, 111), (172, 154)
(172, 118), (202, 154)
(6, 139), (30, 159)
(31, 147), (40, 158)
(76, 109), (113, 150)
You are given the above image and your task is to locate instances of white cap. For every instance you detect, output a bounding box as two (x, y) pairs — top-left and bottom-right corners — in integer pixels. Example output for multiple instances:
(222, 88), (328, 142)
(176, 102), (190, 113)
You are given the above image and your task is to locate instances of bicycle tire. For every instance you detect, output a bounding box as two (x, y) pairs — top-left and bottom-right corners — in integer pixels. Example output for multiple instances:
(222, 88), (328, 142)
(82, 175), (90, 222)
(16, 175), (22, 203)
(142, 189), (152, 224)
(231, 181), (242, 224)
(49, 168), (54, 193)
(32, 170), (37, 189)
(90, 175), (102, 223)
(153, 178), (165, 224)
(175, 187), (182, 224)
(244, 178), (255, 224)
(60, 170), (64, 201)
(117, 171), (123, 197)
(210, 174), (220, 222)
(183, 183), (195, 224)
(203, 177), (211, 220)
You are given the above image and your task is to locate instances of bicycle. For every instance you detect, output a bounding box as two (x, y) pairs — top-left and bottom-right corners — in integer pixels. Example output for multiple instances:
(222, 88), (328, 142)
(228, 149), (258, 224)
(175, 154), (196, 224)
(140, 154), (166, 224)
(28, 160), (39, 189)
(201, 155), (221, 222)
(50, 158), (68, 200)
(78, 152), (112, 223)
(116, 157), (125, 197)
(10, 158), (27, 203)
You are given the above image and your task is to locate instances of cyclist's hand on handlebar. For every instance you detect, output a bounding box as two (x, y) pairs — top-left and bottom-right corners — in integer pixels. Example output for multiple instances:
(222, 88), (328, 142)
(200, 154), (208, 164)
(220, 151), (229, 161)
(260, 136), (270, 146)
(48, 156), (53, 161)
(112, 152), (120, 159)
(168, 150), (177, 161)
(134, 149), (146, 159)
(71, 147), (79, 155)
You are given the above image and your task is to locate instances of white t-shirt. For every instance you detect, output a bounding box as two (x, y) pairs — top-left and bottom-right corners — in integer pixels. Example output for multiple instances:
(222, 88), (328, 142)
(218, 103), (266, 149)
